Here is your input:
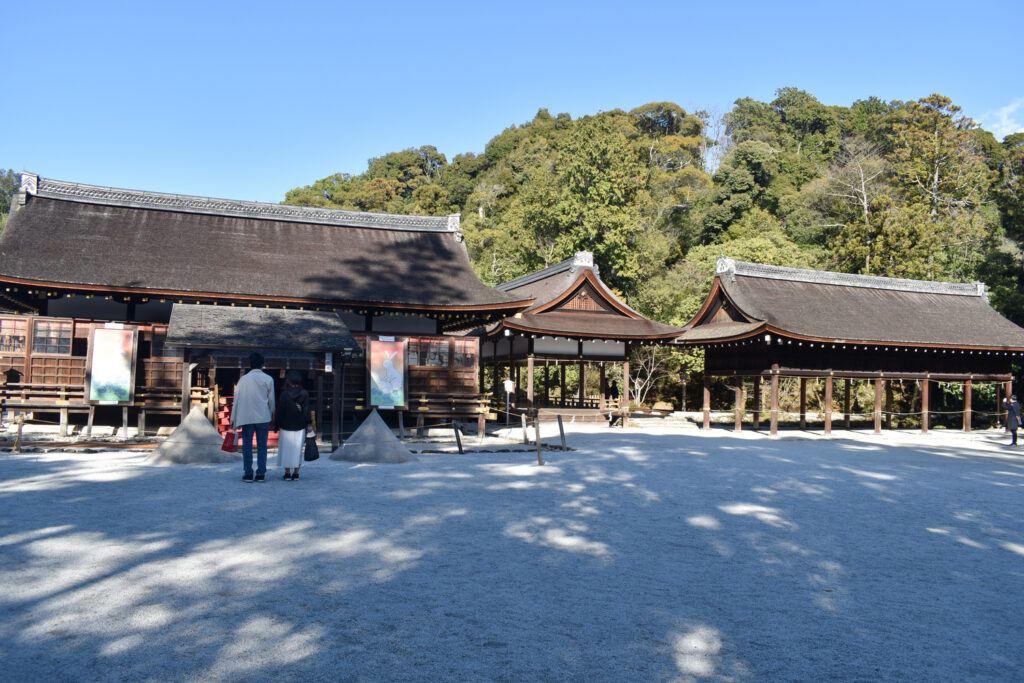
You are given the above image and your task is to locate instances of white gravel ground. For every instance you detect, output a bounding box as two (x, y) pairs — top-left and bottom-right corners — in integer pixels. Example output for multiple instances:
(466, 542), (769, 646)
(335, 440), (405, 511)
(1, 424), (1022, 682)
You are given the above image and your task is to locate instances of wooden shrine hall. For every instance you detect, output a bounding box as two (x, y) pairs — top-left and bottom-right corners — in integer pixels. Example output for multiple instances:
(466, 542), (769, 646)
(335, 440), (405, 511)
(479, 252), (685, 426)
(677, 257), (1024, 435)
(0, 173), (530, 440)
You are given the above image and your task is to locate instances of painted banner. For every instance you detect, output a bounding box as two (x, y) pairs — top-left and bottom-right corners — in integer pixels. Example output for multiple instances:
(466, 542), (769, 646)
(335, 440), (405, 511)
(368, 339), (407, 409)
(87, 326), (138, 404)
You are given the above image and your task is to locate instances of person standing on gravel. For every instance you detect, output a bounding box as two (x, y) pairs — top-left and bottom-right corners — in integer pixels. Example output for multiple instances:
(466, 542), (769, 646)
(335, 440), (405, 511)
(1005, 394), (1021, 446)
(274, 370), (311, 481)
(231, 352), (275, 482)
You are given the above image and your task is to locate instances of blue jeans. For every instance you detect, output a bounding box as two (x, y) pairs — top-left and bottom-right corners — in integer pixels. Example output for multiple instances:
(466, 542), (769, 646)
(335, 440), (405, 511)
(241, 422), (270, 476)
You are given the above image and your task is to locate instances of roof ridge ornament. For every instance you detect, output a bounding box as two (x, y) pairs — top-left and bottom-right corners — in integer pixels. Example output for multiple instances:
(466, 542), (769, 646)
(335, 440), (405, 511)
(716, 256), (737, 283)
(20, 172), (38, 195)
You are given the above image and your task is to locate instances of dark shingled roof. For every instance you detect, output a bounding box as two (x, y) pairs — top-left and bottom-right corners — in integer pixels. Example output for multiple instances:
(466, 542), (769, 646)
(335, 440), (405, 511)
(683, 257), (1024, 350)
(0, 175), (528, 314)
(166, 304), (359, 352)
(487, 252), (685, 341)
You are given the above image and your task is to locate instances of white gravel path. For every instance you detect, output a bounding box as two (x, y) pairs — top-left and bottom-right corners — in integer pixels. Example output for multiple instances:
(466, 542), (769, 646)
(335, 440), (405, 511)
(1, 425), (1022, 681)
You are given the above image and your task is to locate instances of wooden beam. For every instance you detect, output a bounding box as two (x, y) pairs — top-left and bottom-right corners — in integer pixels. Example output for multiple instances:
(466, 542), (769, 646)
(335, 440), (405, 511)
(702, 373), (711, 430)
(843, 379), (851, 429)
(753, 376), (761, 431)
(874, 378), (883, 434)
(799, 377), (807, 430)
(963, 379), (972, 432)
(921, 378), (930, 434)
(734, 378), (743, 432)
(770, 367), (779, 436)
(824, 376), (833, 435)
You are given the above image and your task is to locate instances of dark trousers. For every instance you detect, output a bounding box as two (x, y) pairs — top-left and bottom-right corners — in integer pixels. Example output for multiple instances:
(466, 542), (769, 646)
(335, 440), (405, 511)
(241, 422), (270, 476)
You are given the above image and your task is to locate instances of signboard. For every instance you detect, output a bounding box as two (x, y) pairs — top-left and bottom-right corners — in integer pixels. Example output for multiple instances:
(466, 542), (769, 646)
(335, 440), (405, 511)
(367, 338), (407, 409)
(86, 325), (138, 405)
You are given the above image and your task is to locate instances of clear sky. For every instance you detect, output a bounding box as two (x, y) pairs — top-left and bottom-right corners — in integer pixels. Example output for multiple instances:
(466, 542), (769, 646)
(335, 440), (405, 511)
(3, 0), (1022, 204)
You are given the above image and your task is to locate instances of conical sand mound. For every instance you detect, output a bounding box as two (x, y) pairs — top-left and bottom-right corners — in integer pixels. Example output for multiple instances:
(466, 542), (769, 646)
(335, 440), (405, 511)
(146, 407), (241, 465)
(329, 409), (418, 463)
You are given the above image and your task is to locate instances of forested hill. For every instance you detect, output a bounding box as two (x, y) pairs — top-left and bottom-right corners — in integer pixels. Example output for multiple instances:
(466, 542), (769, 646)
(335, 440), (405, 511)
(282, 90), (1024, 327)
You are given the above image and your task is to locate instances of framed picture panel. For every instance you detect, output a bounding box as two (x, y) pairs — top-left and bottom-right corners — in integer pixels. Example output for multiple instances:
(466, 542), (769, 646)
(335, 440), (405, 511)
(367, 338), (408, 409)
(86, 324), (138, 405)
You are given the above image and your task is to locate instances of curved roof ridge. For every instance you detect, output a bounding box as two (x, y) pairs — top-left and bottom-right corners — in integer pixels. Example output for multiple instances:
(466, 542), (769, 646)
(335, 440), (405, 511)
(716, 256), (986, 298)
(496, 251), (598, 291)
(23, 173), (460, 234)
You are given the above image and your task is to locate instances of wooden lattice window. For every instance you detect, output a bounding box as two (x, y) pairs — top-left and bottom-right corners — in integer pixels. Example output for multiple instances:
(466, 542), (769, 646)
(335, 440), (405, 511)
(453, 339), (476, 368)
(418, 339), (449, 367)
(32, 320), (72, 355)
(0, 318), (28, 353)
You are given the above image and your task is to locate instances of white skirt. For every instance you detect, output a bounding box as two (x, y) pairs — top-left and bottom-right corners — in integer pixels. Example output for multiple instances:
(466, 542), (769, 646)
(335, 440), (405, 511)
(276, 429), (305, 468)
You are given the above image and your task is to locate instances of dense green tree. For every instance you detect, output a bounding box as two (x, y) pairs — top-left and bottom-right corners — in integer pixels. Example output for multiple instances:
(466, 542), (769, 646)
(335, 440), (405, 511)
(1, 168), (20, 232)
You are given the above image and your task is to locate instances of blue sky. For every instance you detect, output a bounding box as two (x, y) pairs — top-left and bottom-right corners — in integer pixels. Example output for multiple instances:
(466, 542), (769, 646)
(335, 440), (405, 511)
(4, 0), (1022, 204)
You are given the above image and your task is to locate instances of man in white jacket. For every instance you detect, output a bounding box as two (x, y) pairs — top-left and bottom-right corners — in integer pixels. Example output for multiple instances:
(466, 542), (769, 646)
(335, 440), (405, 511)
(231, 352), (276, 482)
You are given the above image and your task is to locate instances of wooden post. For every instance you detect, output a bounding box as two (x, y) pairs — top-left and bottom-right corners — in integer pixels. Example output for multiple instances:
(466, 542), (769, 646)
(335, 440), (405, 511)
(331, 368), (341, 451)
(873, 378), (883, 434)
(535, 417), (544, 466)
(770, 366), (780, 436)
(527, 356), (535, 410)
(578, 361), (586, 408)
(478, 411), (486, 442)
(453, 422), (463, 454)
(316, 375), (325, 435)
(702, 373), (711, 430)
(921, 378), (930, 434)
(521, 413), (529, 444)
(122, 406), (129, 441)
(799, 377), (807, 430)
(885, 380), (893, 429)
(824, 376), (833, 435)
(559, 364), (566, 407)
(138, 409), (147, 438)
(398, 411), (405, 440)
(963, 379), (972, 432)
(557, 414), (567, 451)
(180, 353), (192, 422)
(543, 362), (550, 407)
(843, 379), (852, 429)
(753, 376), (761, 430)
(621, 360), (630, 428)
(86, 405), (95, 437)
(734, 378), (743, 432)
(599, 364), (607, 410)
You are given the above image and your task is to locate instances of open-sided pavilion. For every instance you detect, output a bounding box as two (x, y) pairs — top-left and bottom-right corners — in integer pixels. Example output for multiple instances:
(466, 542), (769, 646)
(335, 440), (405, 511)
(677, 257), (1024, 435)
(479, 252), (684, 426)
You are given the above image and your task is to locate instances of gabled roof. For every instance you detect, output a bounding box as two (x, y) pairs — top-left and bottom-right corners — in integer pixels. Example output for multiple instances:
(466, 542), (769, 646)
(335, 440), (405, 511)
(0, 174), (530, 321)
(166, 304), (359, 352)
(681, 257), (1024, 350)
(486, 252), (684, 341)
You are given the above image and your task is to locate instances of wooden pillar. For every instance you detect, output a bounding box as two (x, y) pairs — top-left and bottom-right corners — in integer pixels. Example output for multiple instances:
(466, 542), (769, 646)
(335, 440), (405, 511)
(621, 360), (630, 428)
(578, 361), (586, 408)
(332, 367), (342, 450)
(316, 375), (325, 434)
(527, 356), (535, 409)
(559, 364), (566, 407)
(544, 362), (550, 407)
(873, 378), (883, 434)
(702, 373), (711, 429)
(963, 379), (972, 432)
(734, 378), (743, 431)
(824, 376), (833, 435)
(799, 377), (807, 430)
(180, 351), (192, 422)
(884, 380), (893, 429)
(599, 364), (607, 410)
(921, 378), (930, 434)
(770, 366), (780, 436)
(752, 376), (761, 430)
(843, 379), (852, 429)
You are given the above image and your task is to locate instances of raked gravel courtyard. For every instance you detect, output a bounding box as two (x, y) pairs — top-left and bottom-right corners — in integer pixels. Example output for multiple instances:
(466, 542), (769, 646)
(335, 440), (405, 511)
(1, 423), (1022, 682)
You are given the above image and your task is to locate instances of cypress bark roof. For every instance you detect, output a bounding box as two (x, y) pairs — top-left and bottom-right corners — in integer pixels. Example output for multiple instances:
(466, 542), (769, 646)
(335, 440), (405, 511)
(166, 304), (359, 352)
(0, 175), (528, 316)
(487, 252), (684, 341)
(682, 257), (1024, 350)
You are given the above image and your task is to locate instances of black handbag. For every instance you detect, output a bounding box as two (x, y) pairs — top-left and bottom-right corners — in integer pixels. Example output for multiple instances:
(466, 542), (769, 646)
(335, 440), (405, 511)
(303, 435), (320, 462)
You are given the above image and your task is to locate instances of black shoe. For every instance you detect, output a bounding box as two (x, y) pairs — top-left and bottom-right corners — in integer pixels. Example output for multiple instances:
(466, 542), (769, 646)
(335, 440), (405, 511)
(283, 472), (292, 480)
(291, 470), (299, 480)
(242, 473), (254, 482)
(254, 474), (266, 482)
